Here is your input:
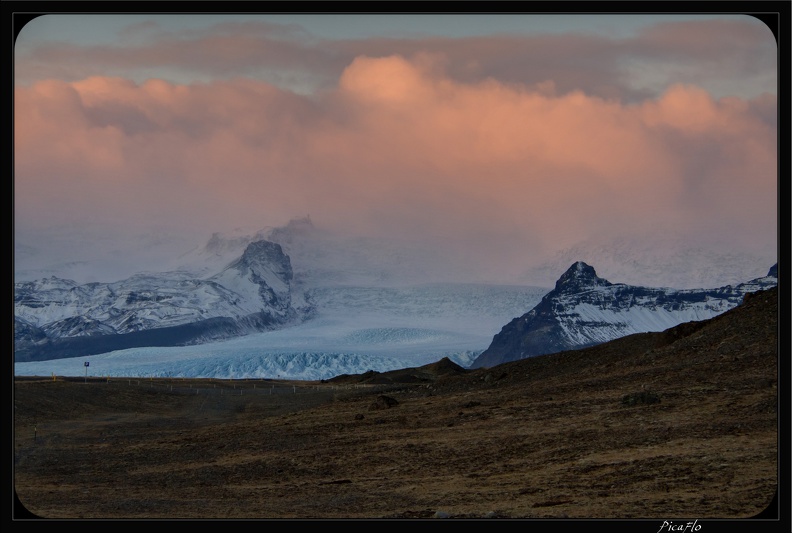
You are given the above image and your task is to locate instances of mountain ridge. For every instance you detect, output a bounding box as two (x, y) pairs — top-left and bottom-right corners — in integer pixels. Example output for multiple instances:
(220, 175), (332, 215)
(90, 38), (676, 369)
(14, 239), (305, 362)
(471, 261), (778, 369)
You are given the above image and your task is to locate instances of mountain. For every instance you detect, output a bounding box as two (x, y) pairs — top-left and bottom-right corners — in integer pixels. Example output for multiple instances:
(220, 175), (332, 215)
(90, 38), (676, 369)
(14, 218), (551, 374)
(471, 261), (778, 369)
(328, 356), (468, 385)
(518, 235), (776, 289)
(14, 282), (548, 380)
(14, 240), (306, 362)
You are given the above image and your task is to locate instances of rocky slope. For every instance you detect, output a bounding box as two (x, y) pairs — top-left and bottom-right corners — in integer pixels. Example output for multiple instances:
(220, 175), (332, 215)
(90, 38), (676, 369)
(471, 261), (778, 368)
(14, 240), (306, 362)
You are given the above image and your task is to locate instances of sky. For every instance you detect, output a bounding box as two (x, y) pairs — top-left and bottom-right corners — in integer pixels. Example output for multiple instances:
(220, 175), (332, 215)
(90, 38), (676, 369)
(13, 12), (779, 286)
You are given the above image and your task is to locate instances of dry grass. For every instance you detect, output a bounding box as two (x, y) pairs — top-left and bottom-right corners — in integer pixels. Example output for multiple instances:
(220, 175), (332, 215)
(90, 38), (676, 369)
(14, 288), (778, 520)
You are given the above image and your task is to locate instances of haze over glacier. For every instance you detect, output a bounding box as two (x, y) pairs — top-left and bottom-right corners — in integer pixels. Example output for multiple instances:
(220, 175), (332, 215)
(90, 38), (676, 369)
(14, 219), (550, 378)
(14, 218), (777, 380)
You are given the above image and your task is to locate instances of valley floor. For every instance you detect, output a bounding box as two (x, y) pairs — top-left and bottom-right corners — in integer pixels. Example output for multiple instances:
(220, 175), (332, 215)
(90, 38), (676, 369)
(14, 334), (777, 520)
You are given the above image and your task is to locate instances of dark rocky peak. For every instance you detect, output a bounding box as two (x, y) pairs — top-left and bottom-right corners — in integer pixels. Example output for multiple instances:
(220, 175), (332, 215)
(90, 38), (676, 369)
(767, 263), (777, 278)
(237, 240), (293, 282)
(553, 261), (611, 293)
(424, 356), (467, 375)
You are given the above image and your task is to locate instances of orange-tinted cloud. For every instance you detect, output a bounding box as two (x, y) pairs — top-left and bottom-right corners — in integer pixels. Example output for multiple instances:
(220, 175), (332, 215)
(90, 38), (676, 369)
(14, 55), (777, 282)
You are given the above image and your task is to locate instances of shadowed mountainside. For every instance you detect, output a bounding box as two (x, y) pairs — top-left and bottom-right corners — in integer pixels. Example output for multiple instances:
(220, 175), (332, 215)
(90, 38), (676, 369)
(472, 261), (778, 368)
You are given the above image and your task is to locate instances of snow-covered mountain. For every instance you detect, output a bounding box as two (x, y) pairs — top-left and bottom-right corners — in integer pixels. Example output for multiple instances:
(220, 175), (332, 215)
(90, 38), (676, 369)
(471, 261), (778, 369)
(14, 282), (548, 380)
(519, 236), (775, 289)
(15, 240), (306, 362)
(14, 220), (549, 375)
(14, 216), (778, 380)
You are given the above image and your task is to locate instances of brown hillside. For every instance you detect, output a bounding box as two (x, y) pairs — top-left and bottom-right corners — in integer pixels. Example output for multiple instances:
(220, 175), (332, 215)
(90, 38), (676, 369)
(14, 287), (778, 519)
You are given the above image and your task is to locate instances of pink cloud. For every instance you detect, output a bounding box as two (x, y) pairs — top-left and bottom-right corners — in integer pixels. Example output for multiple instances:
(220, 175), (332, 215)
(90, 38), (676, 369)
(14, 55), (777, 281)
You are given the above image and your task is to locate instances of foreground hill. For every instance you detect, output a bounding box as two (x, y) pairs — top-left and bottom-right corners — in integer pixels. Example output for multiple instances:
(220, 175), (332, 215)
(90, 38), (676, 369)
(14, 287), (778, 519)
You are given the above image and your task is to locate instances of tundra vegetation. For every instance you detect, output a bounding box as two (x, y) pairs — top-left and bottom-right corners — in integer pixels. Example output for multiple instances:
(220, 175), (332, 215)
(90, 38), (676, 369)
(14, 288), (777, 519)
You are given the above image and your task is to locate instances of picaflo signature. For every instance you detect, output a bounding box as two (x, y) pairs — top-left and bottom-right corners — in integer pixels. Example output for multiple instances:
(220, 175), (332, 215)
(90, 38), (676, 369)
(657, 520), (701, 533)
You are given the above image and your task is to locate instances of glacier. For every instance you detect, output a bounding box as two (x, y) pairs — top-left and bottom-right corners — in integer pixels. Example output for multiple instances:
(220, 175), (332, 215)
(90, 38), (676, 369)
(14, 283), (548, 380)
(15, 218), (777, 381)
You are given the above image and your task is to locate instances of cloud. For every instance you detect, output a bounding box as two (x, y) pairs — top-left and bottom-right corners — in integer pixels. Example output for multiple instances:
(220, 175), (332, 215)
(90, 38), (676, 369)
(14, 55), (777, 282)
(15, 17), (776, 101)
(636, 18), (776, 61)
